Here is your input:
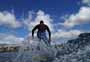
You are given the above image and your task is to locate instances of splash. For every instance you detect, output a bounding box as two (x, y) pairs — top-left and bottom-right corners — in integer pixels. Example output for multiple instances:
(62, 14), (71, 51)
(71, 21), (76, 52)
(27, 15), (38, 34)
(13, 37), (57, 62)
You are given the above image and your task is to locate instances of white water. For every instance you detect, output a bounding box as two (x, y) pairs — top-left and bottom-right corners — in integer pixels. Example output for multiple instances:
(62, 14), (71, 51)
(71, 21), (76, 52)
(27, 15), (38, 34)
(0, 37), (90, 62)
(12, 37), (90, 62)
(13, 38), (57, 62)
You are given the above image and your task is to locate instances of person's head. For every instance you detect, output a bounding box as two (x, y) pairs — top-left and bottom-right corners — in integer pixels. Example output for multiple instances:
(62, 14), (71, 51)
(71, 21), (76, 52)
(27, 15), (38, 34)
(40, 20), (44, 24)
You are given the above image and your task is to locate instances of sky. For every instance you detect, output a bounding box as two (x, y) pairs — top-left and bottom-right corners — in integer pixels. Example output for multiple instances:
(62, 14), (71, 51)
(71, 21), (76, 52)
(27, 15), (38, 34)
(0, 0), (90, 44)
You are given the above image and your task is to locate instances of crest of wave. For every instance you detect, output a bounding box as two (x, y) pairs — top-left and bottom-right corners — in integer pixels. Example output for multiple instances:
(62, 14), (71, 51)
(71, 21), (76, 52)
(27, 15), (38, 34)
(53, 44), (90, 62)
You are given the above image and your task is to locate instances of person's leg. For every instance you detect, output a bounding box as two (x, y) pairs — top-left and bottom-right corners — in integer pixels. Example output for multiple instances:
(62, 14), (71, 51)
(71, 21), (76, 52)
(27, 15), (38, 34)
(42, 32), (51, 46)
(37, 32), (51, 47)
(37, 32), (42, 50)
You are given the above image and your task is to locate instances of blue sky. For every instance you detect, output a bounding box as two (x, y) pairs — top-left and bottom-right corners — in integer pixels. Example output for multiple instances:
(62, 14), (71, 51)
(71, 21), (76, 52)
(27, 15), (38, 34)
(0, 0), (82, 19)
(0, 0), (90, 44)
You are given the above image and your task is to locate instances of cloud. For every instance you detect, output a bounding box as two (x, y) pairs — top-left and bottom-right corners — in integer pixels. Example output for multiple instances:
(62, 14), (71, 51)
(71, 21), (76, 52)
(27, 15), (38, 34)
(24, 10), (84, 44)
(26, 29), (82, 45)
(0, 33), (24, 44)
(82, 0), (90, 6)
(26, 29), (83, 45)
(24, 10), (54, 31)
(52, 30), (82, 44)
(62, 6), (90, 28)
(0, 11), (22, 28)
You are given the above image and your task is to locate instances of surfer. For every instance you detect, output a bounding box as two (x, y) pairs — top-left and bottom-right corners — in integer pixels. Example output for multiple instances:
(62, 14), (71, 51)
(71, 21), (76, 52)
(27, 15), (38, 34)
(32, 20), (51, 46)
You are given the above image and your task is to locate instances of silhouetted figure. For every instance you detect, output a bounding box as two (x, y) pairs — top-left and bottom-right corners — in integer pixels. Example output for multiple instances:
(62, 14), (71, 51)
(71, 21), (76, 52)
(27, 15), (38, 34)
(32, 20), (51, 46)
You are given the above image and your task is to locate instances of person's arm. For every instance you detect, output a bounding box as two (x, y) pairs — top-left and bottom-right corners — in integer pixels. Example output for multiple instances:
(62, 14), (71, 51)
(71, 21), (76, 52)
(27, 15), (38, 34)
(46, 25), (51, 41)
(32, 25), (38, 38)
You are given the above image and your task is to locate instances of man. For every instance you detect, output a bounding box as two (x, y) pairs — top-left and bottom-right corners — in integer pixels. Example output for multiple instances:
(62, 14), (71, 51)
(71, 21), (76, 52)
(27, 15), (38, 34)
(32, 20), (51, 46)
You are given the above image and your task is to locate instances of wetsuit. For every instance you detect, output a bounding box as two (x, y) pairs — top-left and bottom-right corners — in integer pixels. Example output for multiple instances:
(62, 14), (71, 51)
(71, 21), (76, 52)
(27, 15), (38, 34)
(32, 24), (51, 46)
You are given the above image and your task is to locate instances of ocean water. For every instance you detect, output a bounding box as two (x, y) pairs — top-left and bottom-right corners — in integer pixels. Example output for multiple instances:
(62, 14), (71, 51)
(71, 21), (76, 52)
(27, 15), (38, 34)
(0, 52), (17, 62)
(0, 38), (90, 62)
(0, 44), (90, 62)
